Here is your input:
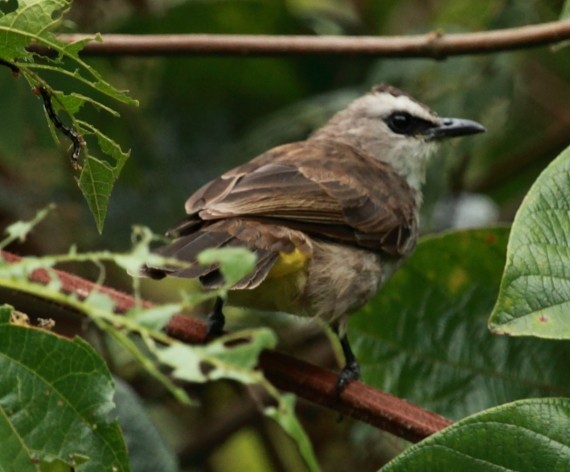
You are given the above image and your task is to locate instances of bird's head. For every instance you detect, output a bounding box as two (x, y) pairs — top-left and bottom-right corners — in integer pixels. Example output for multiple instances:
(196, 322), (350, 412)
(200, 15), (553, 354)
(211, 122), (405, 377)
(312, 84), (485, 191)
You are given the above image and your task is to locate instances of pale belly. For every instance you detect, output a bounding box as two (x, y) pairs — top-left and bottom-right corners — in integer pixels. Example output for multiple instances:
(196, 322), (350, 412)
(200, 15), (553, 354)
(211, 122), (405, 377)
(227, 239), (402, 331)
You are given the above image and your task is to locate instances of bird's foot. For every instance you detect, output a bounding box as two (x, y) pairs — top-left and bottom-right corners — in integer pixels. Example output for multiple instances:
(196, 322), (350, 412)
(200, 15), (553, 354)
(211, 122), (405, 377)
(336, 359), (360, 393)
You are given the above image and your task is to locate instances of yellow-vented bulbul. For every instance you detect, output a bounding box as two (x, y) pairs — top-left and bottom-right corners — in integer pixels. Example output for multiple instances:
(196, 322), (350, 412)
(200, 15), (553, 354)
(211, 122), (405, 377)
(140, 84), (485, 389)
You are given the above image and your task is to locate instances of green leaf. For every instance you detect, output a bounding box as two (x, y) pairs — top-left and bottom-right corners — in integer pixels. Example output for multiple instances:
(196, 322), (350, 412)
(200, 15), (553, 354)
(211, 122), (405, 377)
(78, 156), (116, 234)
(75, 124), (130, 233)
(0, 0), (68, 60)
(351, 228), (570, 420)
(53, 91), (121, 117)
(265, 394), (320, 472)
(0, 0), (137, 232)
(490, 145), (570, 338)
(382, 398), (570, 471)
(0, 405), (38, 471)
(2, 204), (54, 247)
(79, 120), (131, 176)
(0, 305), (130, 471)
(0, 224), (318, 470)
(0, 233), (192, 404)
(158, 328), (320, 471)
(127, 304), (182, 331)
(158, 328), (277, 384)
(197, 247), (257, 287)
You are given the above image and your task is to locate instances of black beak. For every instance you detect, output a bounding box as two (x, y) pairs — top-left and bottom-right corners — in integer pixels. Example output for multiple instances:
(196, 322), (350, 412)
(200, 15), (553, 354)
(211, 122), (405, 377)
(425, 118), (486, 141)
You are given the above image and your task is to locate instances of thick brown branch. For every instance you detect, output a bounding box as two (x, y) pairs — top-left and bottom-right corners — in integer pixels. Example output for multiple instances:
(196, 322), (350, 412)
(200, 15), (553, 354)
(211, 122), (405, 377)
(0, 250), (451, 443)
(166, 315), (451, 442)
(33, 20), (570, 58)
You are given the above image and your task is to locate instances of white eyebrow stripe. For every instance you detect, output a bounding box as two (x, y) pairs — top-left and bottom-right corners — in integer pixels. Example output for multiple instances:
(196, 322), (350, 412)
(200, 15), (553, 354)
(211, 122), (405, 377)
(360, 93), (439, 123)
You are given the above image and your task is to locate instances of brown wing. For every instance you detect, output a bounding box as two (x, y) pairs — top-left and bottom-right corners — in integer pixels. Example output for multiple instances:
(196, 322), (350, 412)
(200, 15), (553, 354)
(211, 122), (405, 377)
(141, 139), (418, 287)
(181, 139), (418, 256)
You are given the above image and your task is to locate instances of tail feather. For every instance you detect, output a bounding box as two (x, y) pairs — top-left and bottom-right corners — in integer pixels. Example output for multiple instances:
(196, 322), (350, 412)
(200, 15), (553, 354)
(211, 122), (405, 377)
(156, 230), (232, 260)
(140, 219), (299, 290)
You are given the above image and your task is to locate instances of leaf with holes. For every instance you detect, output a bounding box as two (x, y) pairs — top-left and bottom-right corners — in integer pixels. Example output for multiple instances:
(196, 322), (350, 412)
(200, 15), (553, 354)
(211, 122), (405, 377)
(158, 328), (277, 384)
(198, 247), (258, 288)
(0, 0), (137, 232)
(0, 305), (129, 471)
(158, 328), (319, 472)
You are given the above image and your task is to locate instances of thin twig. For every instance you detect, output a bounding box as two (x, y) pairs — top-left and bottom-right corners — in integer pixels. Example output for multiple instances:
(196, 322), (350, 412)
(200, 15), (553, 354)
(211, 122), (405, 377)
(34, 86), (84, 167)
(0, 58), (20, 76)
(28, 20), (570, 58)
(0, 250), (452, 443)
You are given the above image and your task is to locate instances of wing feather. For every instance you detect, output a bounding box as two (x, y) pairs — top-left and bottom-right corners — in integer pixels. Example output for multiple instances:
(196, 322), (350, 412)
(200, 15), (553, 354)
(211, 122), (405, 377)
(183, 139), (418, 256)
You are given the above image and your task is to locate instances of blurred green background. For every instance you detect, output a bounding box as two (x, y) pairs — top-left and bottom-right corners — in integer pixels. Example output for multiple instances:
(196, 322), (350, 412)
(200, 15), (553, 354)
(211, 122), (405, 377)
(1, 1), (569, 471)
(3, 0), (567, 257)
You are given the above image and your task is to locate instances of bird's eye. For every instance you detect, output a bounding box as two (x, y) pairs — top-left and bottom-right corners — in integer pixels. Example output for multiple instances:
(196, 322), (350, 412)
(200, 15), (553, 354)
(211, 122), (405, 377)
(385, 112), (435, 137)
(386, 112), (414, 134)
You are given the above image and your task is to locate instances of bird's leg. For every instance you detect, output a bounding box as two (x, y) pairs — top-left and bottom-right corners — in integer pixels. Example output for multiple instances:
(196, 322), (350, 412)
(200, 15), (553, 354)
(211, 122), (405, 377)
(337, 332), (361, 392)
(206, 297), (225, 338)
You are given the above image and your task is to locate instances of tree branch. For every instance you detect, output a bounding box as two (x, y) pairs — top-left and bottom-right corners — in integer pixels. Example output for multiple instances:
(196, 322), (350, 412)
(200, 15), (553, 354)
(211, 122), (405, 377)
(1, 250), (452, 443)
(166, 315), (451, 443)
(36, 20), (570, 58)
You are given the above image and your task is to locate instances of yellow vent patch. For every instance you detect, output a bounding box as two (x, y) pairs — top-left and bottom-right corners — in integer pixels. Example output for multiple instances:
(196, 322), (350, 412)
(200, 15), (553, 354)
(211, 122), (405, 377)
(268, 248), (309, 278)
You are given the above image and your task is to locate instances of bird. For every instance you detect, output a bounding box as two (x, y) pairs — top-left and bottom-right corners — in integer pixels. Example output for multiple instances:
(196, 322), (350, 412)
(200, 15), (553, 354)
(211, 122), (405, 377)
(140, 84), (485, 391)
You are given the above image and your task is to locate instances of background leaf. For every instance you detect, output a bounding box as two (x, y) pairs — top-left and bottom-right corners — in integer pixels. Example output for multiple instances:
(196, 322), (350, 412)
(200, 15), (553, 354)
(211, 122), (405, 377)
(265, 394), (320, 472)
(158, 327), (320, 471)
(114, 377), (178, 472)
(351, 228), (570, 420)
(490, 145), (570, 338)
(561, 0), (570, 19)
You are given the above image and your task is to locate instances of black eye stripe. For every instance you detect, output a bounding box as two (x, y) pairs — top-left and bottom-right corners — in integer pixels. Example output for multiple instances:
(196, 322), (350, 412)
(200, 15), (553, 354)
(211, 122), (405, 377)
(385, 112), (435, 136)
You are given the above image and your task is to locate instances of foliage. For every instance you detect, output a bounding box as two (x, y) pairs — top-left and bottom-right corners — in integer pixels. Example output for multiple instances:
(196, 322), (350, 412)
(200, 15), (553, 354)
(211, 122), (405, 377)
(490, 145), (570, 338)
(1, 0), (570, 471)
(351, 223), (570, 469)
(0, 0), (137, 232)
(382, 398), (570, 471)
(352, 228), (570, 420)
(0, 210), (319, 471)
(0, 304), (129, 471)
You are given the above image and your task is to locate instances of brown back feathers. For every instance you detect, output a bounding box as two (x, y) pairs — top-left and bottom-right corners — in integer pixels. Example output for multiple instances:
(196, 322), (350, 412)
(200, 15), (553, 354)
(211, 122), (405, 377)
(142, 139), (418, 287)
